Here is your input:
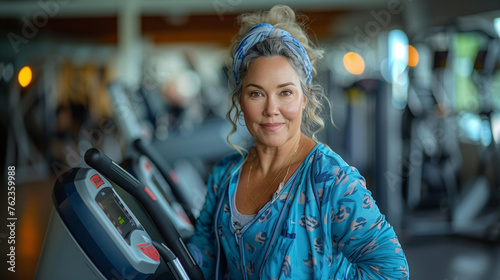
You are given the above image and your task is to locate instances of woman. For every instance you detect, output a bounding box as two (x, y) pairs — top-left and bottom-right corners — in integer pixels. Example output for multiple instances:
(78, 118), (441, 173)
(188, 5), (409, 279)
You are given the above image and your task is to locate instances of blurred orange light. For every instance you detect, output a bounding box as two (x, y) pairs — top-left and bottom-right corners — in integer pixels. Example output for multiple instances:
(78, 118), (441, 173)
(408, 45), (419, 67)
(343, 52), (365, 75)
(18, 66), (32, 87)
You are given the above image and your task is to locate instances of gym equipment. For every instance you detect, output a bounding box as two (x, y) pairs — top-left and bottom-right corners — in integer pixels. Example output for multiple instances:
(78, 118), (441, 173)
(4, 62), (57, 183)
(133, 138), (202, 223)
(35, 147), (205, 279)
(34, 167), (161, 280)
(107, 82), (201, 236)
(120, 144), (195, 238)
(403, 20), (500, 240)
(152, 241), (190, 280)
(34, 166), (194, 280)
(451, 29), (500, 240)
(85, 148), (204, 280)
(404, 43), (460, 214)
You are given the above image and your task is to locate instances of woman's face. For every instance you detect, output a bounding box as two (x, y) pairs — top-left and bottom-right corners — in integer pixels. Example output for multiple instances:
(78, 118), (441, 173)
(240, 55), (307, 148)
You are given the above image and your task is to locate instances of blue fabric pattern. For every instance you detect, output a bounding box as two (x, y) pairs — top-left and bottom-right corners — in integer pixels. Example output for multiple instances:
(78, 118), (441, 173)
(231, 23), (313, 86)
(188, 143), (409, 279)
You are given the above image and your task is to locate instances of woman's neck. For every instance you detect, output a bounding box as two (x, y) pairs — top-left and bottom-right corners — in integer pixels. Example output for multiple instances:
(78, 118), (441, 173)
(251, 133), (303, 176)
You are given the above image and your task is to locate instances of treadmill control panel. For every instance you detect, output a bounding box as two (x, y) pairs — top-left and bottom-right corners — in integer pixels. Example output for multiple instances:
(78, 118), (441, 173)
(95, 186), (137, 241)
(59, 168), (161, 278)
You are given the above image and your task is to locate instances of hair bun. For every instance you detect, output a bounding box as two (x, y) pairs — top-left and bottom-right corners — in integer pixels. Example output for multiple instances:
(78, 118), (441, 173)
(268, 5), (297, 25)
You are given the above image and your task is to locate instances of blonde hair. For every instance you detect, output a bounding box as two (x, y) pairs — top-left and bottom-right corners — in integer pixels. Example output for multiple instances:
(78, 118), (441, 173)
(226, 5), (331, 155)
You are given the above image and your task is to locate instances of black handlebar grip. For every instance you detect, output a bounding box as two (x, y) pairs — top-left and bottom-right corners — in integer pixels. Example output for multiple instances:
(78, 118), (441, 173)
(85, 147), (143, 189)
(84, 148), (204, 280)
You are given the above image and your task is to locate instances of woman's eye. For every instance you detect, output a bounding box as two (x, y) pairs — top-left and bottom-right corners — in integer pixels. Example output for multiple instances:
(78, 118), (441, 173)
(250, 91), (263, 98)
(281, 90), (292, 96)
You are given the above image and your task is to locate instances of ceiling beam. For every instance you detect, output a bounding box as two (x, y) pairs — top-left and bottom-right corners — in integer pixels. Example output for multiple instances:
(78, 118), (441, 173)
(0, 0), (388, 17)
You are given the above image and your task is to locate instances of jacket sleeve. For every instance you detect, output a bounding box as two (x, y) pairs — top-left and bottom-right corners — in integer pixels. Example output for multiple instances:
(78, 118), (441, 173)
(187, 164), (223, 279)
(322, 166), (409, 279)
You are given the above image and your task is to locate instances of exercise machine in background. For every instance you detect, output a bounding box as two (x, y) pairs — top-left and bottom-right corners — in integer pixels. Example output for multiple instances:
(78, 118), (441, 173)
(402, 20), (500, 241)
(106, 81), (207, 238)
(451, 28), (500, 240)
(3, 61), (58, 184)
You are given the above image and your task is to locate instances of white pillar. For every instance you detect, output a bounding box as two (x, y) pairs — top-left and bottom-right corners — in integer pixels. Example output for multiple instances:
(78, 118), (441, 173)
(116, 0), (141, 88)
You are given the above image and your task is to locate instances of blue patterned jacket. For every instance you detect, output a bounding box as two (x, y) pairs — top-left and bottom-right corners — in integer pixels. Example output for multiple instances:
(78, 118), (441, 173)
(188, 143), (409, 279)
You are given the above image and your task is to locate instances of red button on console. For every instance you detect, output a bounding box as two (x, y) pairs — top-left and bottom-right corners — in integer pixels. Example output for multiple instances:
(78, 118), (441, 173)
(136, 242), (160, 262)
(90, 174), (105, 188)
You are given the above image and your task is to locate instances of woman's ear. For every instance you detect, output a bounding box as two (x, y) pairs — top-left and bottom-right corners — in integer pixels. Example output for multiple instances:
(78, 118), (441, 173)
(302, 95), (308, 110)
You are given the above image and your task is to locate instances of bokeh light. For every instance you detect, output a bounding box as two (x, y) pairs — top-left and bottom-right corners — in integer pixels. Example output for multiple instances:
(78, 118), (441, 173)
(18, 66), (32, 88)
(408, 45), (419, 67)
(343, 52), (365, 75)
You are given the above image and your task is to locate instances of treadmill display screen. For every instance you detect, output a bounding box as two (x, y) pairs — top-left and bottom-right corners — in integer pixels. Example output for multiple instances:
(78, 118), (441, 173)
(96, 187), (136, 240)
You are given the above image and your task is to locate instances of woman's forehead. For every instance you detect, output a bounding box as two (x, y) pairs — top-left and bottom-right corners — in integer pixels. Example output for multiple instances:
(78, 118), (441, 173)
(243, 56), (301, 86)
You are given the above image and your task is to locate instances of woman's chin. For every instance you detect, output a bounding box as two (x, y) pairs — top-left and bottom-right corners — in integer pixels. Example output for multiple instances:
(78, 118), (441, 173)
(255, 134), (294, 149)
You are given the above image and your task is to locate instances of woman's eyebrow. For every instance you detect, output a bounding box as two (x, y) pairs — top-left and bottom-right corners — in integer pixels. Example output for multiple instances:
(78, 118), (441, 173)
(277, 82), (295, 88)
(245, 82), (296, 89)
(245, 83), (264, 90)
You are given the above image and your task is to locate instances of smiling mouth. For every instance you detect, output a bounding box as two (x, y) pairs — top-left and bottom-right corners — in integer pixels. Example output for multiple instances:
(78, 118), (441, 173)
(261, 123), (284, 132)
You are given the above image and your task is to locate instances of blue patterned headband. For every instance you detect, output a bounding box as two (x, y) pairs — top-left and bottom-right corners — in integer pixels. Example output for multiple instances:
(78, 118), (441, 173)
(232, 23), (313, 87)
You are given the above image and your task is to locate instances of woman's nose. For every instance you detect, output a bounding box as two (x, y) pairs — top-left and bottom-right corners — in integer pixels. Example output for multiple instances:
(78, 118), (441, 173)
(263, 96), (280, 116)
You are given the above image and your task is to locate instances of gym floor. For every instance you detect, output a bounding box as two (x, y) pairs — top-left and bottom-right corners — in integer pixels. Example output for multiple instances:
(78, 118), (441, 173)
(404, 236), (500, 280)
(2, 178), (500, 280)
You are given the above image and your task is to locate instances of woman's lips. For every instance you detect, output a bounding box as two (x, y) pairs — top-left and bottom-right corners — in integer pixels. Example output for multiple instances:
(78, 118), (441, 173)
(261, 123), (284, 132)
